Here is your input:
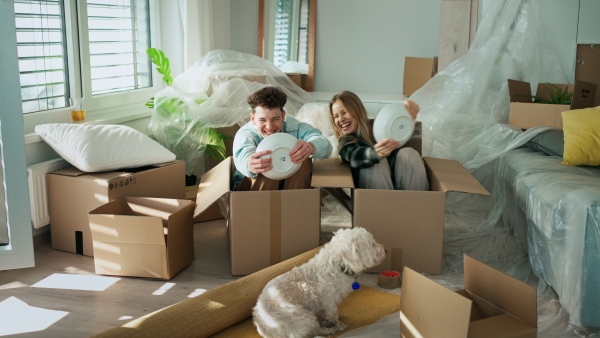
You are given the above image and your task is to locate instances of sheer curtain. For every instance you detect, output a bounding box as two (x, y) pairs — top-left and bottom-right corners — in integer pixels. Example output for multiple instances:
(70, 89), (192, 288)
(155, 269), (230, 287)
(160, 0), (214, 76)
(0, 143), (7, 246)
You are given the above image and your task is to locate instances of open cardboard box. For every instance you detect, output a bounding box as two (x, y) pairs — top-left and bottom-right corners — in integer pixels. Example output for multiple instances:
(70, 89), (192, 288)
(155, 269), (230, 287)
(403, 56), (439, 96)
(89, 197), (195, 279)
(48, 161), (186, 256)
(311, 140), (488, 275)
(400, 255), (537, 338)
(507, 79), (597, 130)
(193, 157), (321, 275)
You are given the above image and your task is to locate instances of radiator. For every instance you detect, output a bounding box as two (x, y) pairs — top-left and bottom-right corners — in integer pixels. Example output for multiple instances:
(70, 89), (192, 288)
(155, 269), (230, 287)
(27, 158), (72, 228)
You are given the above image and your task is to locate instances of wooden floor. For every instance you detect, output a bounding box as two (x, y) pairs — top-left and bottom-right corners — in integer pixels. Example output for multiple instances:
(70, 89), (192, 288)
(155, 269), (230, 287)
(0, 220), (240, 337)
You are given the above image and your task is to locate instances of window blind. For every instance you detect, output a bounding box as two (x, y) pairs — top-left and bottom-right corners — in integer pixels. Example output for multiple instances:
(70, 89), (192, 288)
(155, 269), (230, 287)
(86, 0), (151, 95)
(14, 0), (69, 114)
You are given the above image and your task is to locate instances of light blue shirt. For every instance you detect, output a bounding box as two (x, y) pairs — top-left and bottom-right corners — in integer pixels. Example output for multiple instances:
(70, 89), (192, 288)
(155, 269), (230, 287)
(233, 116), (332, 179)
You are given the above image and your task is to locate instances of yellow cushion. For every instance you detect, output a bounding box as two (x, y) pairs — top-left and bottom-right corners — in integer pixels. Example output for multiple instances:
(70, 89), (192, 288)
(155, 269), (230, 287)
(561, 106), (600, 166)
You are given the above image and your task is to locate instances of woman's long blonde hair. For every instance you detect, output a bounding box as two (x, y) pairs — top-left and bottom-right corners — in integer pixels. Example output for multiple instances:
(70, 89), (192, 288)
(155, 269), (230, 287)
(329, 91), (376, 147)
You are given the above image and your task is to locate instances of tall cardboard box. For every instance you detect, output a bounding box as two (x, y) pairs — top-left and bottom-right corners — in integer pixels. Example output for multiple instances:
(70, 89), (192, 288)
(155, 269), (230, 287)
(89, 197), (195, 279)
(311, 150), (488, 275)
(507, 79), (597, 130)
(48, 161), (186, 256)
(194, 157), (321, 275)
(400, 255), (537, 338)
(403, 57), (439, 96)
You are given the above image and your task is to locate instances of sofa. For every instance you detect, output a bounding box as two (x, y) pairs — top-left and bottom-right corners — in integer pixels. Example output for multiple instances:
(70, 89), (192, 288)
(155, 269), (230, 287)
(494, 127), (600, 330)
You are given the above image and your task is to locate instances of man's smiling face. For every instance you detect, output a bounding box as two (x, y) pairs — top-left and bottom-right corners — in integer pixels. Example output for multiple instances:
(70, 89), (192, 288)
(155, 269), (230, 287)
(251, 106), (286, 138)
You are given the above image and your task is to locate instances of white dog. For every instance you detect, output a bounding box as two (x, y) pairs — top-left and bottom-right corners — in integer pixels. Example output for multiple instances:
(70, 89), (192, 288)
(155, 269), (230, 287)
(253, 227), (386, 338)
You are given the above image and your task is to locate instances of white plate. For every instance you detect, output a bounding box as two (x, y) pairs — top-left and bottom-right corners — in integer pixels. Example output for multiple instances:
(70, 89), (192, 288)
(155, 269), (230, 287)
(373, 102), (415, 146)
(255, 133), (302, 180)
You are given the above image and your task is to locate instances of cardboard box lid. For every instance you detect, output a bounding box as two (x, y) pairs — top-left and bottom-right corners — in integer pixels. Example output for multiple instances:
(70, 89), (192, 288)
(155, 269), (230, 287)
(193, 157), (233, 218)
(401, 267), (473, 338)
(49, 160), (183, 178)
(311, 158), (355, 189)
(424, 157), (489, 195)
(464, 255), (537, 328)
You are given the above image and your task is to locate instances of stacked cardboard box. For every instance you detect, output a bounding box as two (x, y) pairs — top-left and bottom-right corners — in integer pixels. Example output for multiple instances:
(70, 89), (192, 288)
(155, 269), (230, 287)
(507, 79), (597, 130)
(48, 161), (186, 257)
(403, 57), (439, 96)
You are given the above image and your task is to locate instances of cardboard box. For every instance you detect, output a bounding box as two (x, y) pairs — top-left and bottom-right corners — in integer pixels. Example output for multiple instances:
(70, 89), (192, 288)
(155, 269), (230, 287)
(286, 73), (302, 87)
(89, 197), (195, 279)
(507, 79), (597, 130)
(193, 157), (321, 275)
(311, 149), (488, 275)
(400, 255), (537, 338)
(48, 161), (186, 256)
(403, 57), (439, 96)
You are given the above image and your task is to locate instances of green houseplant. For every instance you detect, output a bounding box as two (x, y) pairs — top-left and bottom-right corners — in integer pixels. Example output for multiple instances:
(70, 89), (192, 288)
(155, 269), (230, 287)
(524, 82), (574, 105)
(146, 48), (231, 184)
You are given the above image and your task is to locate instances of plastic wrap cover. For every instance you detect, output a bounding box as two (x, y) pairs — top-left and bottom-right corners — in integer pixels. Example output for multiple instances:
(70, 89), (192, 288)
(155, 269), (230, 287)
(147, 49), (315, 175)
(410, 0), (568, 171)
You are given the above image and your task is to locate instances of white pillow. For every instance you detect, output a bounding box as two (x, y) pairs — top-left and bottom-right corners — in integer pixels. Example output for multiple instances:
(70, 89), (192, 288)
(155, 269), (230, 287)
(35, 123), (176, 172)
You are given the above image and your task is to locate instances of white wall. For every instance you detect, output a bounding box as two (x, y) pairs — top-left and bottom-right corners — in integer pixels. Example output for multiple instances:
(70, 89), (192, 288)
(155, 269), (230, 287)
(230, 0), (259, 56)
(315, 0), (442, 93)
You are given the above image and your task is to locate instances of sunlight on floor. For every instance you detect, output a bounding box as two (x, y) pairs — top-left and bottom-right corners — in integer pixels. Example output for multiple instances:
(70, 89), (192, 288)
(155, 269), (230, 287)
(0, 281), (28, 290)
(152, 282), (175, 295)
(0, 297), (68, 336)
(188, 288), (207, 298)
(31, 273), (120, 291)
(118, 315), (134, 321)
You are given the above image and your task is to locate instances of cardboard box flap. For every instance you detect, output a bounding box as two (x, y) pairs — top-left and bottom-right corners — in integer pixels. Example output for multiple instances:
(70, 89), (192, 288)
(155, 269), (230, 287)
(464, 255), (537, 327)
(571, 80), (597, 110)
(508, 79), (532, 103)
(401, 267), (472, 338)
(311, 158), (355, 188)
(50, 160), (182, 177)
(424, 157), (489, 195)
(193, 157), (233, 217)
(468, 314), (537, 338)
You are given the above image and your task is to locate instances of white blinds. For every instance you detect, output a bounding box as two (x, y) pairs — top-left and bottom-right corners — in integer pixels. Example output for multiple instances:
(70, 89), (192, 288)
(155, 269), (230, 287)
(14, 0), (68, 114)
(86, 0), (151, 95)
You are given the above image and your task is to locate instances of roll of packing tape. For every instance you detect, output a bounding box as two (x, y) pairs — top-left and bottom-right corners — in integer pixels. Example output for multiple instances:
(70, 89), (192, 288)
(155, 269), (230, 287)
(378, 270), (401, 289)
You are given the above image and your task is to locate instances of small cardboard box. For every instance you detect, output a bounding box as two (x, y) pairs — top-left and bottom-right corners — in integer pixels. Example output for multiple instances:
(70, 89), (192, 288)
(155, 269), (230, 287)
(286, 73), (302, 87)
(400, 255), (537, 338)
(311, 150), (488, 275)
(89, 197), (195, 279)
(403, 57), (439, 96)
(507, 79), (597, 130)
(48, 161), (186, 256)
(193, 157), (321, 275)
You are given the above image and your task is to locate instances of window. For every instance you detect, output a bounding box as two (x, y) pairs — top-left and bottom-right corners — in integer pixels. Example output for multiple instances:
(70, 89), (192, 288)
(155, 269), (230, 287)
(14, 0), (157, 130)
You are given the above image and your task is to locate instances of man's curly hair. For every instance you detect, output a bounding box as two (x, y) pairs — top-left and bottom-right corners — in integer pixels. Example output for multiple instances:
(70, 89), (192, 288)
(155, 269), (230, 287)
(247, 86), (287, 112)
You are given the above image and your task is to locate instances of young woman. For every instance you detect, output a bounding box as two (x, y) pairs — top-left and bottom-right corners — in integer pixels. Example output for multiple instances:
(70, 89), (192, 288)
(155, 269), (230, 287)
(328, 91), (429, 191)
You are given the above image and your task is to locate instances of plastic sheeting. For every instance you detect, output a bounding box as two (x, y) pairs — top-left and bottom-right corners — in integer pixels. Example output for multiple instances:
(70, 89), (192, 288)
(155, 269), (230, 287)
(147, 49), (315, 175)
(332, 0), (600, 336)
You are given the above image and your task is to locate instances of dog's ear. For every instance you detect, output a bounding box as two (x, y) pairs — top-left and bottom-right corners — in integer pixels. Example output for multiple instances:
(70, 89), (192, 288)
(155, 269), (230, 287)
(343, 238), (366, 273)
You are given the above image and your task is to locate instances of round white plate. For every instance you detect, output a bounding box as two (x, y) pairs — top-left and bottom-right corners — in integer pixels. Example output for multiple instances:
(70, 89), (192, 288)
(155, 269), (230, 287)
(373, 102), (415, 146)
(255, 133), (302, 180)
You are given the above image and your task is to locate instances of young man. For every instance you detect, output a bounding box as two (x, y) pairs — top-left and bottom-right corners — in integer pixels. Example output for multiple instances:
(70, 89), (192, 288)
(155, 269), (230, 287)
(233, 86), (332, 190)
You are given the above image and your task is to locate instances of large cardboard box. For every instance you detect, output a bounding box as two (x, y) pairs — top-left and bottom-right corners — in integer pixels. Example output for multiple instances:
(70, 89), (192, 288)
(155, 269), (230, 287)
(311, 150), (488, 275)
(193, 157), (321, 275)
(507, 79), (597, 130)
(403, 57), (439, 96)
(48, 161), (186, 256)
(89, 197), (195, 279)
(400, 255), (537, 338)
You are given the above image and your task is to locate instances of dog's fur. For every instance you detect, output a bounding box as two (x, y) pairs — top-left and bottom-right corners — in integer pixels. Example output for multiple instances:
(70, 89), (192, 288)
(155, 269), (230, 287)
(252, 227), (386, 338)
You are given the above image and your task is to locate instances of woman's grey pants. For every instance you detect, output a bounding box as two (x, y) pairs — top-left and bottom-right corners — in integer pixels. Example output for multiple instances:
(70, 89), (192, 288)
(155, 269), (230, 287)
(358, 148), (429, 191)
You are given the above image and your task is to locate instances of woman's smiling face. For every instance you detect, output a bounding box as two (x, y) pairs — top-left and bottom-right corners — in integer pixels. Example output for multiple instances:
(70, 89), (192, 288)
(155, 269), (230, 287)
(331, 100), (358, 135)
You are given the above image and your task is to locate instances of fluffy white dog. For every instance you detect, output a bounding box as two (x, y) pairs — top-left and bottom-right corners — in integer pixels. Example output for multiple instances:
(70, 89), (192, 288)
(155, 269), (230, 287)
(253, 227), (386, 338)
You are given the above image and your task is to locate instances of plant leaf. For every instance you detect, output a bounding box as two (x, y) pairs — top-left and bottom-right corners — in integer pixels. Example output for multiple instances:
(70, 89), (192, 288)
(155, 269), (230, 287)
(147, 48), (173, 86)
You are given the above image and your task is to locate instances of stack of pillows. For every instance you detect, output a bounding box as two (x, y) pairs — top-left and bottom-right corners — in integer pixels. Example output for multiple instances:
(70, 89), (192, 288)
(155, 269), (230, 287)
(526, 106), (600, 166)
